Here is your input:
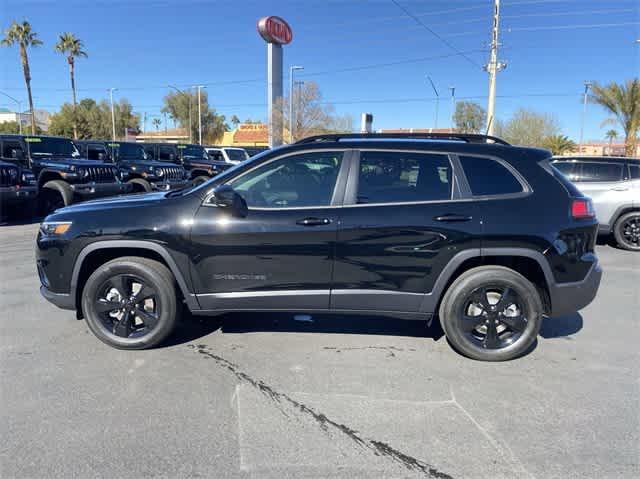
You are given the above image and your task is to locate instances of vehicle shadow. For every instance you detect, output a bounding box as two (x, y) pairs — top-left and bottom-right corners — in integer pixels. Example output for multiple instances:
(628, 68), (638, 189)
(164, 311), (445, 348)
(539, 313), (583, 338)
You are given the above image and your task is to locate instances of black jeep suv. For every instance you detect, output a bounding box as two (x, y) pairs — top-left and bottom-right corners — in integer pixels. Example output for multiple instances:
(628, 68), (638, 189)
(76, 141), (189, 193)
(0, 160), (37, 217)
(36, 133), (602, 361)
(0, 134), (130, 214)
(142, 143), (232, 184)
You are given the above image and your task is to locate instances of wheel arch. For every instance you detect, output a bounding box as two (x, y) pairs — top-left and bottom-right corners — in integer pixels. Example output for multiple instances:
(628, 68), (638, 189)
(610, 205), (639, 231)
(37, 170), (64, 189)
(71, 241), (199, 315)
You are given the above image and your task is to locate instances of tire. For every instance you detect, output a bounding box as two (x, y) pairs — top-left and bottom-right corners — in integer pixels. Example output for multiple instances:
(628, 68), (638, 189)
(127, 178), (152, 193)
(438, 265), (543, 361)
(38, 179), (74, 215)
(81, 257), (179, 350)
(192, 175), (209, 186)
(612, 211), (640, 251)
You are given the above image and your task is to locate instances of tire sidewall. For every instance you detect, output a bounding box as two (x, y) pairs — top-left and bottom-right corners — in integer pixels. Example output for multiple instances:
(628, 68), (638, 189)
(192, 175), (209, 186)
(440, 268), (543, 361)
(81, 260), (177, 349)
(127, 178), (152, 193)
(39, 180), (74, 214)
(613, 212), (640, 251)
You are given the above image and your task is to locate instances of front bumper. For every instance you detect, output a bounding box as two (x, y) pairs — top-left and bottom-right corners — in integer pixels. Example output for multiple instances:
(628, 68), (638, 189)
(70, 181), (133, 198)
(0, 185), (37, 205)
(150, 179), (190, 191)
(548, 260), (603, 317)
(40, 285), (74, 310)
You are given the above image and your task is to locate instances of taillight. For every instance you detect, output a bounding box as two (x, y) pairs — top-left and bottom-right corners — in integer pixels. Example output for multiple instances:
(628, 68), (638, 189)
(571, 198), (595, 219)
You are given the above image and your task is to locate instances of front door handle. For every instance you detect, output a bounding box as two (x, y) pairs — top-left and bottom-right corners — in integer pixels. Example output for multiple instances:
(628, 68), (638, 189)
(296, 217), (332, 226)
(611, 186), (629, 191)
(434, 214), (472, 222)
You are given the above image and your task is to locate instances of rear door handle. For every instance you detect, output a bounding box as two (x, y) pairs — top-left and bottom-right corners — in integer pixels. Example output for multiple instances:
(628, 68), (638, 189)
(434, 214), (472, 222)
(296, 217), (332, 226)
(611, 186), (629, 191)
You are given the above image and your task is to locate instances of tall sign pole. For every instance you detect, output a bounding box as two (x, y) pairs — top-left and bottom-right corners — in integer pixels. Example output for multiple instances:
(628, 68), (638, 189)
(484, 0), (505, 135)
(258, 16), (293, 148)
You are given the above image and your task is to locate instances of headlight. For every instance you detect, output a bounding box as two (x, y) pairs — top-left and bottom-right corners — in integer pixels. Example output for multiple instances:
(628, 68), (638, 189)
(21, 172), (36, 185)
(8, 168), (18, 181)
(40, 221), (72, 236)
(148, 166), (155, 174)
(156, 168), (164, 177)
(77, 167), (88, 178)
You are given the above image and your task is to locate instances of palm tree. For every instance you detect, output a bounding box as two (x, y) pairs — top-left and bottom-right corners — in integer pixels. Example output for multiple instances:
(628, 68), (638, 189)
(542, 134), (577, 156)
(152, 118), (162, 131)
(55, 33), (88, 140)
(2, 21), (42, 134)
(590, 79), (639, 157)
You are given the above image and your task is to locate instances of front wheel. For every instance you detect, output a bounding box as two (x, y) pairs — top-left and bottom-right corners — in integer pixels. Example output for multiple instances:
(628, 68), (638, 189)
(613, 212), (640, 251)
(38, 179), (74, 215)
(81, 257), (179, 349)
(439, 266), (543, 361)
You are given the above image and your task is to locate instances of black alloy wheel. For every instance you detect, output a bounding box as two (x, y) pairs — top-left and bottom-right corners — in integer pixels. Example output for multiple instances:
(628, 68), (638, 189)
(614, 212), (640, 251)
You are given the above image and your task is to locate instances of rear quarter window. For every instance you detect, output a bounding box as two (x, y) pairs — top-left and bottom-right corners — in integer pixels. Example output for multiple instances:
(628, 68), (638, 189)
(459, 155), (524, 196)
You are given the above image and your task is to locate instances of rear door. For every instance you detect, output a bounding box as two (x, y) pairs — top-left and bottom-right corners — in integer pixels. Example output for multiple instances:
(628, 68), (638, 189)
(332, 149), (481, 313)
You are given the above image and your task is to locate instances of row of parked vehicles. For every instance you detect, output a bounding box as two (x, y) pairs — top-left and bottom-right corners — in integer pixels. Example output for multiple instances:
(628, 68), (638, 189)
(0, 134), (261, 216)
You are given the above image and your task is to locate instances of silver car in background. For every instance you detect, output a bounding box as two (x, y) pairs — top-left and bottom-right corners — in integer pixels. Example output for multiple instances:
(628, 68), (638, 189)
(552, 156), (640, 250)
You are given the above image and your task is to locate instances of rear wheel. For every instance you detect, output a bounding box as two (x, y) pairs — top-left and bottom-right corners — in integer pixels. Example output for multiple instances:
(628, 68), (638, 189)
(439, 266), (543, 361)
(127, 178), (152, 193)
(192, 175), (209, 186)
(613, 212), (640, 251)
(81, 257), (179, 349)
(38, 179), (74, 215)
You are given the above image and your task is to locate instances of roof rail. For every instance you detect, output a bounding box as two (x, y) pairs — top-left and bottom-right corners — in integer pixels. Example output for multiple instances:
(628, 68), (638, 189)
(294, 132), (510, 146)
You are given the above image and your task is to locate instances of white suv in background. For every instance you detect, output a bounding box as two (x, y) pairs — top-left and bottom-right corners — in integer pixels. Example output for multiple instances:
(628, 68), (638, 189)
(552, 156), (640, 251)
(205, 147), (250, 165)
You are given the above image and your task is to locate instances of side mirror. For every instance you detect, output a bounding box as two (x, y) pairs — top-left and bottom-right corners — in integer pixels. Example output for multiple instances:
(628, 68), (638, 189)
(97, 152), (106, 162)
(211, 185), (248, 217)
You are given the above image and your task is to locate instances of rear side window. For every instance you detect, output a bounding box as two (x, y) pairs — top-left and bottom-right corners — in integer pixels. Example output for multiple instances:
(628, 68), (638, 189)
(579, 162), (624, 182)
(357, 151), (453, 204)
(628, 164), (639, 179)
(459, 155), (523, 196)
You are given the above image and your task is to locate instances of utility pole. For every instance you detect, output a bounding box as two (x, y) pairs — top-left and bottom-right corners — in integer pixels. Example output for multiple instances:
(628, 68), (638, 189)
(168, 85), (193, 143)
(449, 86), (456, 132)
(163, 112), (167, 133)
(289, 65), (304, 143)
(196, 85), (205, 145)
(108, 88), (117, 141)
(484, 0), (505, 135)
(143, 112), (147, 133)
(579, 81), (592, 153)
(426, 76), (439, 130)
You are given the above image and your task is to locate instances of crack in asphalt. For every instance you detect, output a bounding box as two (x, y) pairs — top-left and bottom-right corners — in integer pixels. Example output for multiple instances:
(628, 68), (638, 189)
(189, 344), (452, 479)
(323, 345), (417, 358)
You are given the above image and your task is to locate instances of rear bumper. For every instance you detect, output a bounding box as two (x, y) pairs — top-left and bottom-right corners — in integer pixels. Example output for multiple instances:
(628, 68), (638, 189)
(40, 285), (74, 310)
(70, 182), (133, 198)
(548, 260), (602, 317)
(0, 185), (37, 204)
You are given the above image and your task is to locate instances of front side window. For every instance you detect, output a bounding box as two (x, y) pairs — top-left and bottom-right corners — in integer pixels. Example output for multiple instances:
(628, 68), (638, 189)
(629, 164), (640, 180)
(87, 145), (107, 161)
(1, 140), (23, 160)
(25, 137), (78, 157)
(180, 145), (206, 159)
(159, 146), (174, 161)
(459, 155), (523, 196)
(357, 151), (452, 204)
(229, 151), (343, 208)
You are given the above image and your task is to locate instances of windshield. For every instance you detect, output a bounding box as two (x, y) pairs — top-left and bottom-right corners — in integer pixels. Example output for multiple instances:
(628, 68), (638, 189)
(226, 148), (249, 163)
(108, 143), (146, 161)
(179, 145), (206, 158)
(26, 137), (79, 157)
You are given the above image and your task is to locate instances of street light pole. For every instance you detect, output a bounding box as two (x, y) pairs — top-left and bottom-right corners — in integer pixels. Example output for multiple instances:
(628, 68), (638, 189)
(168, 84), (193, 143)
(426, 76), (439, 130)
(485, 0), (505, 136)
(195, 85), (205, 145)
(0, 91), (23, 134)
(449, 86), (456, 132)
(108, 88), (117, 141)
(579, 81), (592, 153)
(289, 65), (304, 143)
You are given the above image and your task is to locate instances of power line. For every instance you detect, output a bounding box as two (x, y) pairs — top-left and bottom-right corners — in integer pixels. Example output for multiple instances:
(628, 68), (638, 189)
(507, 21), (640, 32)
(390, 0), (483, 68)
(502, 7), (636, 20)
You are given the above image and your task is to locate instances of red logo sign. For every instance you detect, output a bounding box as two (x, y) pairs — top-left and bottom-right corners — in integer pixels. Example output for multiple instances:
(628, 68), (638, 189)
(257, 16), (292, 45)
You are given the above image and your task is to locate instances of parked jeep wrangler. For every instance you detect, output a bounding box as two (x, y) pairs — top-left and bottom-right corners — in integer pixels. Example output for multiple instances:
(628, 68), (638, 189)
(0, 159), (37, 218)
(0, 134), (130, 214)
(37, 133), (602, 361)
(142, 143), (232, 185)
(77, 141), (190, 193)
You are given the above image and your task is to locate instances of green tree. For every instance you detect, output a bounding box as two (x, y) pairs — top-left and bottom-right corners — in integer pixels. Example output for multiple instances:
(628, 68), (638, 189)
(2, 21), (42, 134)
(49, 98), (139, 139)
(162, 90), (226, 143)
(495, 108), (560, 147)
(230, 115), (240, 127)
(54, 33), (88, 140)
(542, 134), (576, 156)
(590, 80), (639, 156)
(453, 101), (486, 133)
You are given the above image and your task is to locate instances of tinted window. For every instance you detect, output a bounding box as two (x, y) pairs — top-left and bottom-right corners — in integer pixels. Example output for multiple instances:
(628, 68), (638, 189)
(230, 151), (342, 208)
(208, 151), (224, 162)
(226, 149), (249, 163)
(159, 146), (174, 161)
(179, 145), (206, 158)
(578, 162), (624, 182)
(87, 145), (106, 161)
(143, 146), (155, 159)
(459, 155), (523, 196)
(25, 137), (78, 157)
(552, 161), (579, 180)
(630, 164), (640, 180)
(1, 140), (23, 159)
(357, 151), (452, 204)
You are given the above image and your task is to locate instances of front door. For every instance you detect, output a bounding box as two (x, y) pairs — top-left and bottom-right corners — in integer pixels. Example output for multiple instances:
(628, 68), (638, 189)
(191, 150), (350, 311)
(332, 149), (481, 313)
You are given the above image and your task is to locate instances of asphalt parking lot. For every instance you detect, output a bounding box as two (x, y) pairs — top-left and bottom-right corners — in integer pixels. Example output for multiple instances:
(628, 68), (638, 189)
(1, 220), (638, 479)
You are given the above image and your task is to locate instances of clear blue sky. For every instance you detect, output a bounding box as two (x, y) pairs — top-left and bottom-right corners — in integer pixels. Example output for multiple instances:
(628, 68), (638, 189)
(1, 0), (639, 142)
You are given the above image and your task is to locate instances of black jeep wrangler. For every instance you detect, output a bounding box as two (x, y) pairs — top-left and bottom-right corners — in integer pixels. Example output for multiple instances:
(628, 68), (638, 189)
(0, 134), (130, 214)
(36, 133), (602, 361)
(0, 159), (37, 218)
(76, 141), (189, 193)
(142, 143), (232, 185)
